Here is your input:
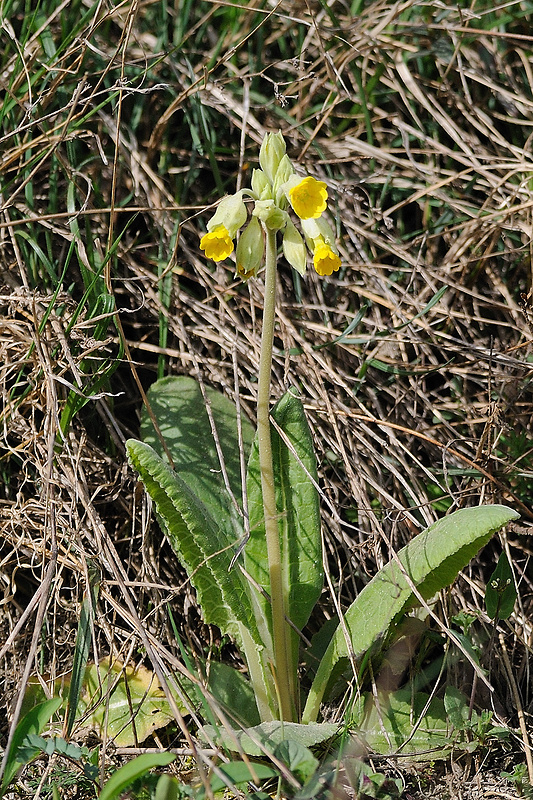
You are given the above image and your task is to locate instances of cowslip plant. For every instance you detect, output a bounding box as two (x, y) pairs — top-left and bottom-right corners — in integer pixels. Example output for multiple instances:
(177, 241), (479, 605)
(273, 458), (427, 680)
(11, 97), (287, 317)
(126, 132), (518, 746)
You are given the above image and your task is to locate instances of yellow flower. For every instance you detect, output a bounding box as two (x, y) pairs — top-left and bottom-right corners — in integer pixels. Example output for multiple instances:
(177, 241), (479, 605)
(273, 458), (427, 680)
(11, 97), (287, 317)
(313, 240), (341, 276)
(199, 226), (234, 261)
(200, 191), (248, 261)
(300, 216), (341, 276)
(285, 176), (328, 220)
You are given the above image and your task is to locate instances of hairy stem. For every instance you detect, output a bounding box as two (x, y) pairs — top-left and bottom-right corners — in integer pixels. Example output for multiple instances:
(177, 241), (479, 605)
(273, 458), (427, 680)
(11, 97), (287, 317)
(256, 226), (295, 722)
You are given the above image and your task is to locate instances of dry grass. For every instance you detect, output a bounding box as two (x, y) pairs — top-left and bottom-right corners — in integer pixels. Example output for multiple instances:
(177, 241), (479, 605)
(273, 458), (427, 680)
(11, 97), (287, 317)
(1, 0), (533, 796)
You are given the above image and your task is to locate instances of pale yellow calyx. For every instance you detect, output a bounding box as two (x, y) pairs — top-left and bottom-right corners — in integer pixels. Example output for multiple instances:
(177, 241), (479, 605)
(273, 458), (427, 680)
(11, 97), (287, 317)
(206, 192), (247, 238)
(282, 218), (307, 276)
(252, 199), (288, 232)
(251, 168), (272, 200)
(236, 216), (264, 279)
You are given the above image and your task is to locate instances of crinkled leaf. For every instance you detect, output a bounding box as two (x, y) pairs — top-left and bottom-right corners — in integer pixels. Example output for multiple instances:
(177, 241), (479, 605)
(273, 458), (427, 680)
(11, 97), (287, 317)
(303, 505), (519, 722)
(202, 721), (338, 756)
(140, 375), (254, 537)
(131, 378), (278, 720)
(127, 439), (261, 649)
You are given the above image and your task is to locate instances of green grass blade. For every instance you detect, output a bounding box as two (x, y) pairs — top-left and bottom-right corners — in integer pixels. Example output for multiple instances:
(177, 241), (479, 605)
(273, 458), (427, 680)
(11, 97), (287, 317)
(65, 561), (100, 737)
(98, 752), (176, 800)
(1, 698), (63, 794)
(58, 293), (120, 436)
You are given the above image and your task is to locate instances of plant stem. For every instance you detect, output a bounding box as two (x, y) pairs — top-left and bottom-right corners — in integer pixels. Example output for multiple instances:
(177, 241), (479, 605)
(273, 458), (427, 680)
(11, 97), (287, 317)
(256, 226), (295, 722)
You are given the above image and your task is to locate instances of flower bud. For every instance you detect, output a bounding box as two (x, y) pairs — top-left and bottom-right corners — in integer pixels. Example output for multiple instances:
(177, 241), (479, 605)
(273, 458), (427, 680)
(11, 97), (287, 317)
(251, 169), (271, 200)
(259, 131), (287, 185)
(252, 199), (288, 231)
(273, 154), (294, 205)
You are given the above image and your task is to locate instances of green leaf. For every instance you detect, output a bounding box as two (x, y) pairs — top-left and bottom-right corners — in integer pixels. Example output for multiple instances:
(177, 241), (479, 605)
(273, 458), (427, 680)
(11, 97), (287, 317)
(485, 551), (517, 620)
(201, 762), (278, 796)
(155, 774), (188, 800)
(346, 761), (403, 799)
(450, 630), (482, 669)
(1, 697), (63, 793)
(16, 734), (85, 763)
(15, 734), (49, 763)
(131, 375), (261, 650)
(358, 688), (451, 758)
(444, 686), (470, 731)
(204, 660), (260, 727)
(245, 388), (323, 666)
(130, 377), (279, 720)
(20, 659), (183, 748)
(202, 721), (339, 756)
(65, 561), (100, 736)
(274, 740), (318, 784)
(303, 505), (519, 722)
(126, 439), (261, 650)
(98, 752), (176, 800)
(140, 375), (254, 531)
(79, 659), (178, 747)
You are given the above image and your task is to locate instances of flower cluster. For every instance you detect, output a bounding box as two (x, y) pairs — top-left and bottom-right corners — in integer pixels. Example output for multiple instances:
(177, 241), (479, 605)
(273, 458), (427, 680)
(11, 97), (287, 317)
(199, 132), (341, 278)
